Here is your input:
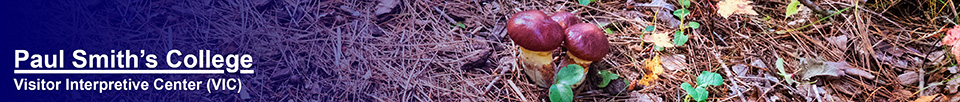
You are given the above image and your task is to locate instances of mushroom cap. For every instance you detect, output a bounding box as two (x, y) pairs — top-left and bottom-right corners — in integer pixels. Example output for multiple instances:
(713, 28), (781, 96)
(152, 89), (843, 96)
(549, 11), (581, 29)
(507, 10), (564, 51)
(564, 23), (610, 61)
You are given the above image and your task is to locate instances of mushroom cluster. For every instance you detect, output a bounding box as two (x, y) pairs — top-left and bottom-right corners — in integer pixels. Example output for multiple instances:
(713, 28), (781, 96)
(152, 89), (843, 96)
(507, 10), (610, 88)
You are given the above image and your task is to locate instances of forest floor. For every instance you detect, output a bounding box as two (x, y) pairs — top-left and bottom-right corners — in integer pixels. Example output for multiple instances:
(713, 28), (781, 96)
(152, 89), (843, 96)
(309, 0), (960, 101)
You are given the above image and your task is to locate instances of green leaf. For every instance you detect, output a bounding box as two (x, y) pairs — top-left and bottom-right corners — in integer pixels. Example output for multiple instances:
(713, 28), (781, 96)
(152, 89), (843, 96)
(696, 71), (723, 87)
(645, 25), (656, 32)
(604, 28), (615, 34)
(456, 22), (466, 28)
(673, 9), (690, 19)
(681, 83), (694, 94)
(549, 84), (574, 102)
(654, 46), (664, 51)
(556, 64), (586, 85)
(692, 87), (709, 101)
(678, 0), (691, 8)
(775, 57), (799, 84)
(785, 0), (801, 18)
(673, 31), (689, 46)
(597, 70), (619, 87)
(688, 22), (700, 29)
(578, 0), (591, 6)
(776, 57), (785, 74)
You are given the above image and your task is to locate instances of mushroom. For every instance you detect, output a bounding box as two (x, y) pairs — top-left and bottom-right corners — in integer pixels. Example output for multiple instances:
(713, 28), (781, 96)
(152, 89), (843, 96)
(507, 10), (565, 87)
(560, 23), (610, 86)
(549, 11), (581, 29)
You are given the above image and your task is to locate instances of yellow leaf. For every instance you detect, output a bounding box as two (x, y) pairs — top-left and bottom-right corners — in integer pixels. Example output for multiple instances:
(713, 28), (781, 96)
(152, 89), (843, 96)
(643, 33), (674, 48)
(911, 94), (938, 102)
(716, 0), (759, 18)
(638, 55), (665, 86)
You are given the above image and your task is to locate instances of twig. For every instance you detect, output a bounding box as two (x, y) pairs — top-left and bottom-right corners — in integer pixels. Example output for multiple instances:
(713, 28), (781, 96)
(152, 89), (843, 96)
(711, 49), (746, 102)
(483, 66), (510, 93)
(433, 6), (458, 25)
(506, 80), (528, 102)
(832, 2), (905, 31)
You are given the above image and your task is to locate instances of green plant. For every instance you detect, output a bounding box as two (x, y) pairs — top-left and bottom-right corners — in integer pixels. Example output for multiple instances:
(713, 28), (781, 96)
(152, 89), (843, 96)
(775, 57), (798, 84)
(784, 0), (800, 18)
(597, 70), (619, 87)
(578, 0), (598, 6)
(680, 71), (723, 102)
(672, 0), (698, 47)
(549, 64), (586, 102)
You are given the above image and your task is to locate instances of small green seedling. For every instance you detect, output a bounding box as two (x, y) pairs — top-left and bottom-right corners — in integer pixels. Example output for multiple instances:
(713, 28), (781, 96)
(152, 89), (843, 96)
(785, 0), (801, 18)
(645, 25), (656, 32)
(671, 0), (697, 47)
(776, 57), (799, 84)
(578, 0), (598, 6)
(549, 64), (586, 102)
(681, 71), (723, 102)
(604, 28), (615, 34)
(673, 31), (689, 46)
(597, 70), (619, 88)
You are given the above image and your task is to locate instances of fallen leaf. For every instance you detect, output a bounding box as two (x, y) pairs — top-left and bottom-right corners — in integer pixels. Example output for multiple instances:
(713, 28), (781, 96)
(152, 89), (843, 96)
(716, 0), (759, 18)
(627, 92), (663, 102)
(799, 59), (842, 80)
(825, 35), (849, 51)
(798, 59), (871, 80)
(750, 59), (767, 68)
(843, 67), (875, 79)
(660, 54), (688, 71)
(948, 66), (958, 74)
(911, 94), (939, 102)
(732, 64), (749, 76)
(629, 45), (645, 52)
(638, 55), (665, 86)
(374, 0), (399, 15)
(926, 51), (945, 65)
(898, 71), (919, 85)
(946, 75), (960, 94)
(644, 33), (675, 48)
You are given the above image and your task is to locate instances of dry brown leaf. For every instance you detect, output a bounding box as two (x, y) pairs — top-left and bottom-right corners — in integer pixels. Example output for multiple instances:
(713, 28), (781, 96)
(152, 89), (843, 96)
(643, 33), (674, 47)
(716, 0), (759, 18)
(898, 71), (919, 85)
(374, 0), (399, 15)
(638, 55), (665, 86)
(629, 45), (645, 52)
(660, 54), (687, 71)
(911, 94), (939, 102)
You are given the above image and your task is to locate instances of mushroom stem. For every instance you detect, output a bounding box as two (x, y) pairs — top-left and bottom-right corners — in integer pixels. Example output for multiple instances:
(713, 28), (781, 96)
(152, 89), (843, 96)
(519, 47), (556, 87)
(566, 54), (594, 69)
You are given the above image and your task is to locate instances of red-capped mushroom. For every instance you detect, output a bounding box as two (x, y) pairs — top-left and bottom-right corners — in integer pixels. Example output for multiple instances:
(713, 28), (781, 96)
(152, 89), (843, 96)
(549, 11), (581, 29)
(507, 10), (565, 88)
(560, 23), (610, 86)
